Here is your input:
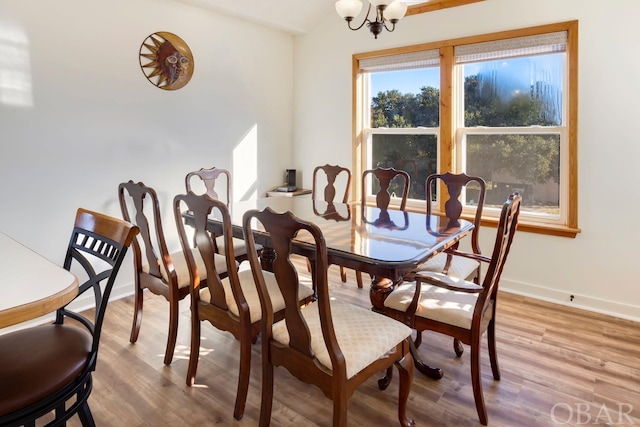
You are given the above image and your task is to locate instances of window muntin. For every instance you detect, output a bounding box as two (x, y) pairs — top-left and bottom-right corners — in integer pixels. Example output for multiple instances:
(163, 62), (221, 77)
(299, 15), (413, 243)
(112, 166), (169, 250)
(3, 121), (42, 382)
(354, 22), (579, 237)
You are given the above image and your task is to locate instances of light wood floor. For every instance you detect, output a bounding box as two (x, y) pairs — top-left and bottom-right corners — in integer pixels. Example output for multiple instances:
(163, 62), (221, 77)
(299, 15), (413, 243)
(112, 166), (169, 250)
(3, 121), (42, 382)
(67, 257), (640, 426)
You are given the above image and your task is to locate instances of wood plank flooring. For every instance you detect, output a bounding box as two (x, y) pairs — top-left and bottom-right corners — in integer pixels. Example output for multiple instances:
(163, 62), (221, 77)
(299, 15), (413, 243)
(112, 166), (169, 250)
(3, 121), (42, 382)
(63, 257), (640, 426)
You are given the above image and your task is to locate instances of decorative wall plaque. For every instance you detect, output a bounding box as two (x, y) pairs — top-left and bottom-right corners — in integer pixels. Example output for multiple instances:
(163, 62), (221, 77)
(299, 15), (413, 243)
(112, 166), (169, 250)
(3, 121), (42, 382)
(139, 32), (194, 90)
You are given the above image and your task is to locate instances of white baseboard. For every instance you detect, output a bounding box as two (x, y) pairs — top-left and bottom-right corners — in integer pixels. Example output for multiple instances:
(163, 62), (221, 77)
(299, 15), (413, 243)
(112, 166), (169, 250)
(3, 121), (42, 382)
(4, 280), (637, 337)
(501, 279), (640, 323)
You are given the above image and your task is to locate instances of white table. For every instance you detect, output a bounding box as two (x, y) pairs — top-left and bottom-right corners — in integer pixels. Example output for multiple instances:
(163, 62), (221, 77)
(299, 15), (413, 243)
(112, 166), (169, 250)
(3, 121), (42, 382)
(0, 232), (78, 329)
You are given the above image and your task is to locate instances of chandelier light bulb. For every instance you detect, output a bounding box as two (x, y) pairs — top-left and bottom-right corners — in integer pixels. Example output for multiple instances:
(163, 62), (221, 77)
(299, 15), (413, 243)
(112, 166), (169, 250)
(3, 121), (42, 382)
(335, 0), (364, 20)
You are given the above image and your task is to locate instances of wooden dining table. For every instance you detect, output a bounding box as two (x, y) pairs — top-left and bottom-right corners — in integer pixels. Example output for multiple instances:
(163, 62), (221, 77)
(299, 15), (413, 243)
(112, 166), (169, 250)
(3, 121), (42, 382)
(184, 197), (474, 378)
(0, 232), (78, 329)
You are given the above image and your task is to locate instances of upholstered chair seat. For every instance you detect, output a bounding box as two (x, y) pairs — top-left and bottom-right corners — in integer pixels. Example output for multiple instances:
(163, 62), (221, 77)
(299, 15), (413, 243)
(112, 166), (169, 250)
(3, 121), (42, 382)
(272, 298), (412, 379)
(201, 269), (314, 323)
(143, 250), (230, 289)
(215, 235), (249, 258)
(413, 252), (480, 281)
(384, 273), (483, 330)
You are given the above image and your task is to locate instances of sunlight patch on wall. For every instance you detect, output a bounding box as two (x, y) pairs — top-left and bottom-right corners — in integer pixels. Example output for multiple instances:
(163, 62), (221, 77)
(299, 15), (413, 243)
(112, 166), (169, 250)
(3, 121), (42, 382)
(0, 23), (33, 107)
(232, 124), (258, 201)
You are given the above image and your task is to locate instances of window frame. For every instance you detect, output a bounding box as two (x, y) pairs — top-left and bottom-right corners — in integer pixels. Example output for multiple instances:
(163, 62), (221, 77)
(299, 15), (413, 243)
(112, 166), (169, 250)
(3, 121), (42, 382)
(352, 21), (580, 238)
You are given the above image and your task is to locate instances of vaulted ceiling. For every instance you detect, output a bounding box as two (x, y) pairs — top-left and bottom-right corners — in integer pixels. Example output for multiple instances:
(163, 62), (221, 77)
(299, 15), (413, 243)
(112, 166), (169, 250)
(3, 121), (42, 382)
(169, 0), (436, 35)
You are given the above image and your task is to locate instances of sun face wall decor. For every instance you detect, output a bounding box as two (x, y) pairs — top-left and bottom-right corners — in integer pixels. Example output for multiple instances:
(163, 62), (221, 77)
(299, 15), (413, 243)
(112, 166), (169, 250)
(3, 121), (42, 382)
(139, 32), (194, 90)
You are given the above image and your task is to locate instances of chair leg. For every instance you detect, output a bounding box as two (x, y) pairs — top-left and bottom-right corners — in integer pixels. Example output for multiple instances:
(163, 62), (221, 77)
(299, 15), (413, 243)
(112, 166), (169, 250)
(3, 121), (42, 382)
(454, 338), (464, 357)
(130, 279), (144, 343)
(395, 350), (415, 427)
(355, 271), (363, 288)
(332, 390), (348, 427)
(471, 343), (488, 426)
(414, 331), (422, 348)
(340, 266), (347, 282)
(77, 401), (96, 427)
(164, 297), (179, 365)
(487, 318), (500, 380)
(186, 314), (201, 386)
(378, 366), (394, 390)
(259, 361), (274, 427)
(234, 329), (252, 420)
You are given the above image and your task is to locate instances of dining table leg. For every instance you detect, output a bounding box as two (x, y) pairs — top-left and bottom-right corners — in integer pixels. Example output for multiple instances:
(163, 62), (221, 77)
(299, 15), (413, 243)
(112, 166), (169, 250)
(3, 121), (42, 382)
(259, 246), (276, 271)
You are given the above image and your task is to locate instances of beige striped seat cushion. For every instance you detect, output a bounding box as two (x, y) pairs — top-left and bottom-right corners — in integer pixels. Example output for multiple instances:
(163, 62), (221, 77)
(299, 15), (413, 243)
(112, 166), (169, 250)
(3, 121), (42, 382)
(215, 236), (249, 256)
(272, 298), (411, 379)
(415, 252), (479, 280)
(384, 273), (482, 330)
(143, 250), (231, 289)
(201, 269), (315, 323)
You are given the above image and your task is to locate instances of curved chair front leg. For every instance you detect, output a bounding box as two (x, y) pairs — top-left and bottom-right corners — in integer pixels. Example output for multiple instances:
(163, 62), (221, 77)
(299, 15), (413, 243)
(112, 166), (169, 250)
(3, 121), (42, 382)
(164, 297), (179, 365)
(186, 313), (201, 386)
(234, 328), (252, 420)
(332, 390), (348, 427)
(471, 343), (488, 426)
(487, 317), (500, 380)
(130, 277), (144, 343)
(395, 348), (416, 427)
(259, 361), (275, 427)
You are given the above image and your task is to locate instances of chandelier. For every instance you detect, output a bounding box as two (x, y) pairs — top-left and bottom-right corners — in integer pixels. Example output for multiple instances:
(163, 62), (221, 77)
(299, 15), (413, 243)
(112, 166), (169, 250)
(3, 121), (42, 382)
(335, 0), (408, 39)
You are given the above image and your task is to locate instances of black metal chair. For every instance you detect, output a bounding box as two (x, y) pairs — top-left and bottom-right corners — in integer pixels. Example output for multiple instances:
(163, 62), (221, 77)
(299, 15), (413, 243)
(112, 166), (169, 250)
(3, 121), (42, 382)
(0, 209), (138, 426)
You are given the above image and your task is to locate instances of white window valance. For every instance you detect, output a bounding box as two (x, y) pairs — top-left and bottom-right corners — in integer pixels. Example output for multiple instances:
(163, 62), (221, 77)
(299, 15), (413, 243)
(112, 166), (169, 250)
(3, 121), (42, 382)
(359, 49), (440, 72)
(455, 31), (567, 64)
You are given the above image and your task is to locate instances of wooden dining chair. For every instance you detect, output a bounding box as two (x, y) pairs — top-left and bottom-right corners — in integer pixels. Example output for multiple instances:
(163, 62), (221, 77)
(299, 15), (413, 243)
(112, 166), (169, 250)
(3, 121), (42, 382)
(243, 207), (415, 427)
(362, 166), (411, 211)
(185, 166), (256, 264)
(382, 193), (522, 426)
(185, 166), (232, 205)
(416, 172), (486, 282)
(0, 209), (138, 427)
(118, 180), (231, 365)
(411, 172), (486, 349)
(173, 192), (315, 420)
(356, 166), (411, 287)
(308, 164), (353, 284)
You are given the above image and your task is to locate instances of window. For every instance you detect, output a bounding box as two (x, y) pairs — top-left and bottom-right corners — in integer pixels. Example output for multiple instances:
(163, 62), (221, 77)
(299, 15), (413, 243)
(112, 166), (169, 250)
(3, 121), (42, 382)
(360, 50), (440, 201)
(353, 21), (579, 237)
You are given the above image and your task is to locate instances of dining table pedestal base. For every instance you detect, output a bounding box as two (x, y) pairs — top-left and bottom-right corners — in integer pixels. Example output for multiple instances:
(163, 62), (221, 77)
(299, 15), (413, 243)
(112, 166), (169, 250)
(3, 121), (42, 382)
(369, 275), (395, 314)
(369, 275), (445, 382)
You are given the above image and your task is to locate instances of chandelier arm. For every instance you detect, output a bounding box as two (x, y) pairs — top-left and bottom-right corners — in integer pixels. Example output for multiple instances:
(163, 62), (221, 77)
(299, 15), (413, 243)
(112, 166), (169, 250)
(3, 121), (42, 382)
(383, 20), (397, 32)
(346, 3), (372, 32)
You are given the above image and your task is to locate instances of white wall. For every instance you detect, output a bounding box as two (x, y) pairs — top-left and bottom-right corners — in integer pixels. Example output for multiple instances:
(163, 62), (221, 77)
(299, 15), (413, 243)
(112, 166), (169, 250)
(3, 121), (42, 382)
(0, 0), (294, 317)
(293, 0), (640, 320)
(2, 0), (638, 324)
